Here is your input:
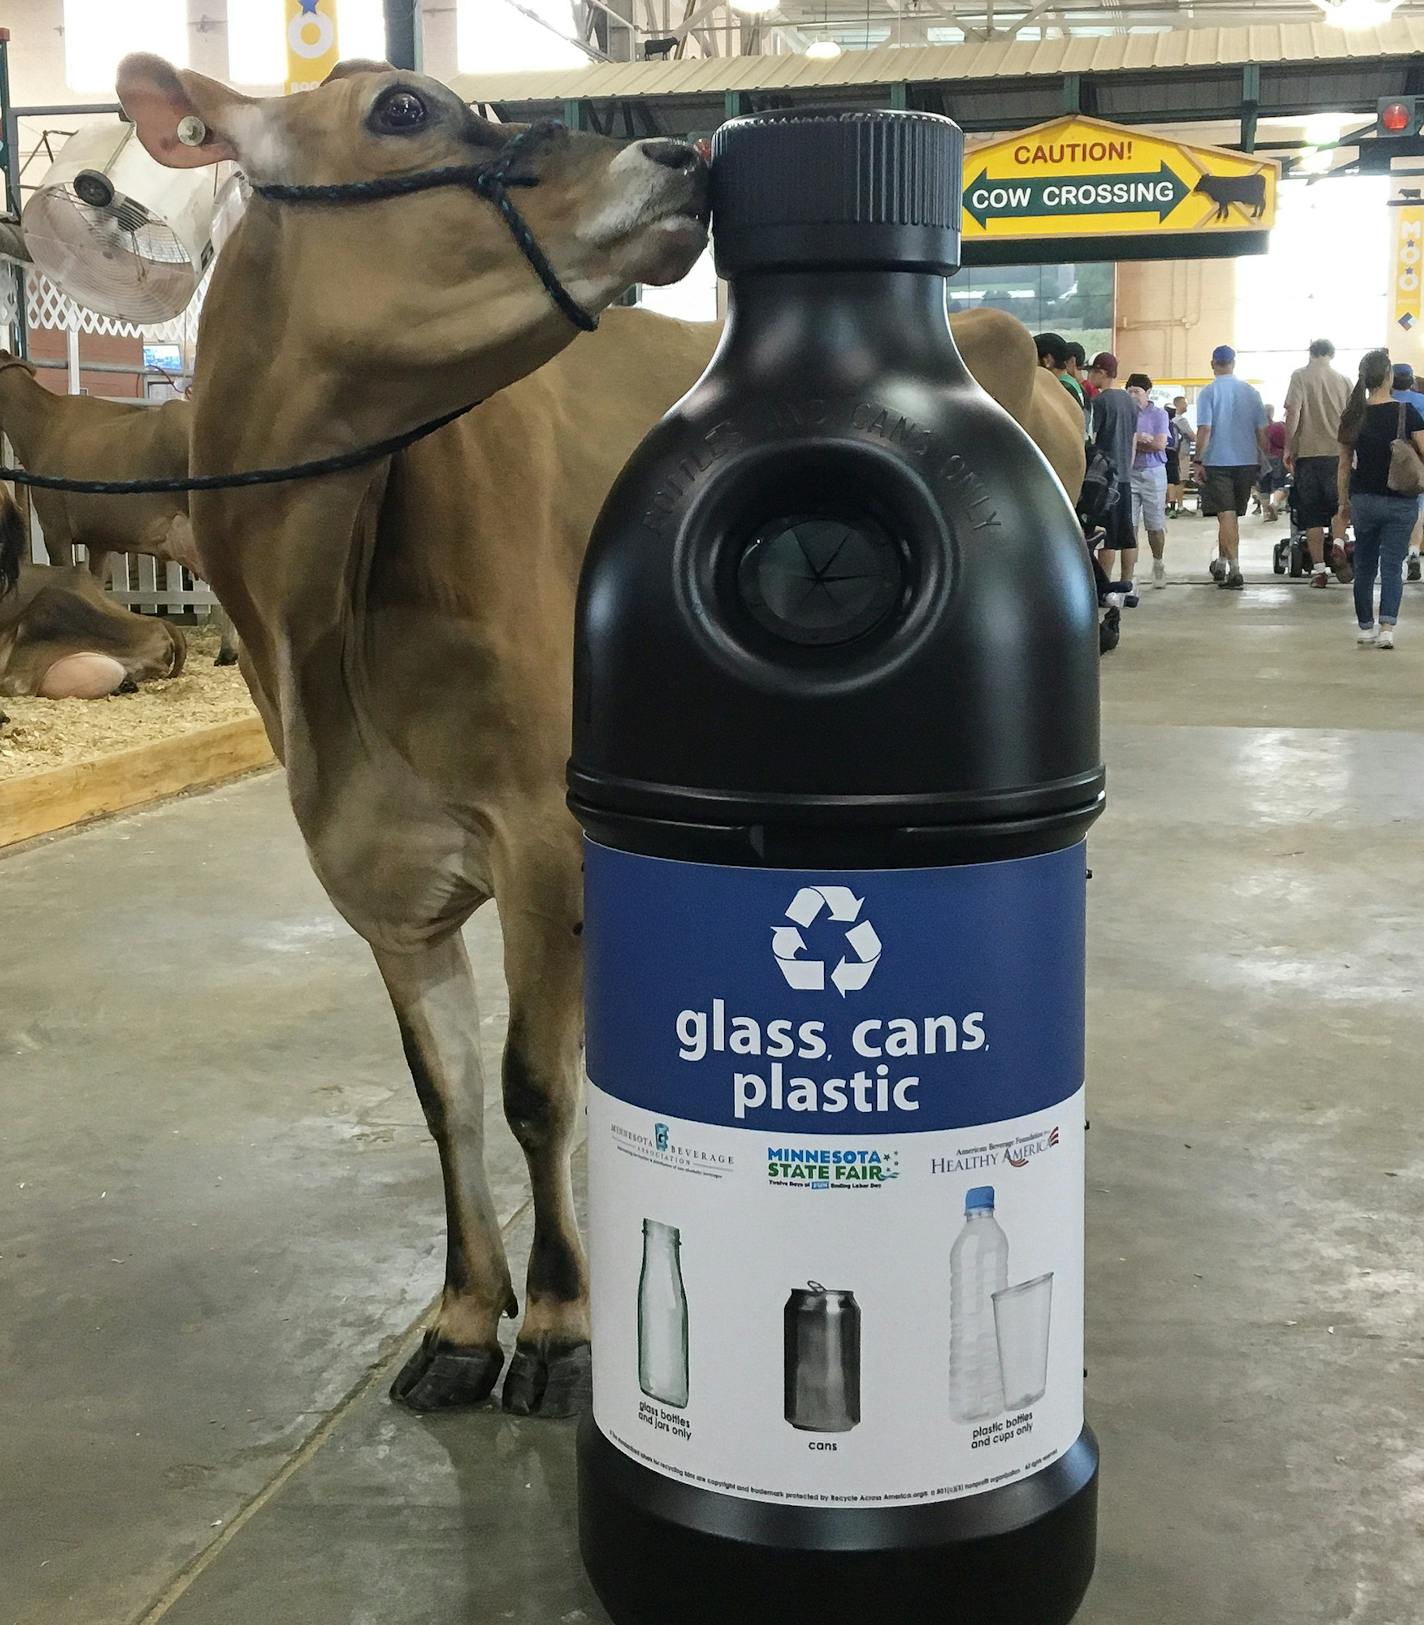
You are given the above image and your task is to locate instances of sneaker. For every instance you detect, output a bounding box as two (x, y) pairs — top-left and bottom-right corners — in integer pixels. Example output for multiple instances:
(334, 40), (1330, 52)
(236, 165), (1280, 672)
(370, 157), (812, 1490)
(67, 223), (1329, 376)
(1310, 568), (1330, 589)
(1224, 570), (1245, 591)
(1153, 559), (1167, 589)
(1209, 557), (1227, 583)
(1099, 606), (1121, 654)
(1410, 557), (1422, 583)
(1357, 625), (1379, 645)
(1333, 543), (1354, 584)
(1379, 626), (1396, 650)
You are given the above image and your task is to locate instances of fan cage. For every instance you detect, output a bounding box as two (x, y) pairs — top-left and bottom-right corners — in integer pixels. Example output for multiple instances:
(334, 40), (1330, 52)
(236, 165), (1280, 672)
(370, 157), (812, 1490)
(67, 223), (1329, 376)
(23, 185), (203, 323)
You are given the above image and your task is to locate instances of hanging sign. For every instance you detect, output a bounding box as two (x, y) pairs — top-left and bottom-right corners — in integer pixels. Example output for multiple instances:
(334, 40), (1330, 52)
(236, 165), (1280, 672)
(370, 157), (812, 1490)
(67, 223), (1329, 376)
(963, 116), (1279, 244)
(286, 0), (343, 94)
(1389, 178), (1424, 372)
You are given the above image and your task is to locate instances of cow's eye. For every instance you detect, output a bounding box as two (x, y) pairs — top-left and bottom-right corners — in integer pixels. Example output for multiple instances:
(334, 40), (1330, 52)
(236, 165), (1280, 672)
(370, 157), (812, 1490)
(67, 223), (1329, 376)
(373, 90), (428, 133)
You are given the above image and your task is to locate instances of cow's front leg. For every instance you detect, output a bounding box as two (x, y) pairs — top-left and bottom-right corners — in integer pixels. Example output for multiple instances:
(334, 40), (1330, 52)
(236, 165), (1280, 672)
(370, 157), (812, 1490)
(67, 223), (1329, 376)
(494, 852), (590, 1419)
(375, 932), (517, 1411)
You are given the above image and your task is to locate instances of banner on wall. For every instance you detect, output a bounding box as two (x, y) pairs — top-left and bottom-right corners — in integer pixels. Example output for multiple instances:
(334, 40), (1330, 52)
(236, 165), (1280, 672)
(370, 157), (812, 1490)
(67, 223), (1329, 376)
(286, 0), (343, 93)
(1389, 176), (1424, 374)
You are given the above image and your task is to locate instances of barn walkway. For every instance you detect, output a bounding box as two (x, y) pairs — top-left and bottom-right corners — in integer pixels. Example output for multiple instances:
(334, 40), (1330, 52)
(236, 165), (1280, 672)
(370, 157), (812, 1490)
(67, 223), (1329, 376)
(4, 519), (1422, 1625)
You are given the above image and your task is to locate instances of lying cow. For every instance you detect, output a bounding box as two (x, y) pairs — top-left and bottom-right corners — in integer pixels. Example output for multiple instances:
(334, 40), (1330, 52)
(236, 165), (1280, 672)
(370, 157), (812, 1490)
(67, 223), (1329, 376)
(0, 356), (237, 663)
(0, 562), (186, 697)
(118, 53), (1086, 1419)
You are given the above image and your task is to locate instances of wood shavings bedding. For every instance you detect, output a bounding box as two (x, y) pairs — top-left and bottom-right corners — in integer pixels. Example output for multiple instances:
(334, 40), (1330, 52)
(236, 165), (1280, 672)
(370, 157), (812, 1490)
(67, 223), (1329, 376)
(0, 626), (258, 780)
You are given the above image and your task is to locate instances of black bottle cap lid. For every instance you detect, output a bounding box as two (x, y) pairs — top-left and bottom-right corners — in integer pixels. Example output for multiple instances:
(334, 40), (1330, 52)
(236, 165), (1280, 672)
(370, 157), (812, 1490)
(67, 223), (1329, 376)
(710, 107), (964, 277)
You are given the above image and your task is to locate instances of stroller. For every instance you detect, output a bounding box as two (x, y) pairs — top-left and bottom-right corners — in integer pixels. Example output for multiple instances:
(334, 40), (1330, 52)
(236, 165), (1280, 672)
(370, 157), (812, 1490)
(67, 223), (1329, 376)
(1272, 477), (1354, 581)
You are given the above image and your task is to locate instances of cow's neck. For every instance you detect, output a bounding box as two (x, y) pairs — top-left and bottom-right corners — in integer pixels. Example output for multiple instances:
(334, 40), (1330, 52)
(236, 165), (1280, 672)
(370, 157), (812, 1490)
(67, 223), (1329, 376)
(189, 201), (573, 719)
(0, 367), (59, 467)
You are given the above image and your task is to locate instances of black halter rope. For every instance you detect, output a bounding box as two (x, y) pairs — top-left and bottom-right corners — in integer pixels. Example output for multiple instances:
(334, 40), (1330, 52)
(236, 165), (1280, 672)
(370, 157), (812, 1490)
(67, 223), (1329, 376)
(0, 121), (595, 497)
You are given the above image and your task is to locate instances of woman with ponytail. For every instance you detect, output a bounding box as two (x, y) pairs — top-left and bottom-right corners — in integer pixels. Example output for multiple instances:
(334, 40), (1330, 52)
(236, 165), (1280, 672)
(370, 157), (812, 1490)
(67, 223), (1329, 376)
(1338, 348), (1424, 648)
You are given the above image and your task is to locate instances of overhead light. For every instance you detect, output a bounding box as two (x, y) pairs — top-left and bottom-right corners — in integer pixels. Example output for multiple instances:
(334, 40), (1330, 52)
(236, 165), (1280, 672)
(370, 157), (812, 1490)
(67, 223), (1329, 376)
(1317, 0), (1401, 30)
(805, 38), (843, 57)
(730, 0), (779, 13)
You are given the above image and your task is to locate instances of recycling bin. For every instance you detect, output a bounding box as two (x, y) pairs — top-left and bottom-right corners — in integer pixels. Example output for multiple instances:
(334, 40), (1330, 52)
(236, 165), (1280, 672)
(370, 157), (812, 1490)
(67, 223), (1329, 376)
(571, 107), (1104, 1625)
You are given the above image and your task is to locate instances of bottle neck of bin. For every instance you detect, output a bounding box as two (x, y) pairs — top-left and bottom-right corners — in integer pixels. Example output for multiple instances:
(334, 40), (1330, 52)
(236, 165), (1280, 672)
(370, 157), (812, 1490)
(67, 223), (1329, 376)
(716, 267), (972, 384)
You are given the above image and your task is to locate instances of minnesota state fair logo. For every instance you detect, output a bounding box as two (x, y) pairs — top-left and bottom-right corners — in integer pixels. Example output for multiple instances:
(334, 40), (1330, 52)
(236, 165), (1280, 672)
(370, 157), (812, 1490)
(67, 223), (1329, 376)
(767, 1146), (901, 1191)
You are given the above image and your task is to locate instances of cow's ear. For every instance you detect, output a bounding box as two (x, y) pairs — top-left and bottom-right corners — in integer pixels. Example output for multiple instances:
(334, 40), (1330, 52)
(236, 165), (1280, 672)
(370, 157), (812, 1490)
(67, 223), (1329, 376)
(118, 54), (245, 169)
(323, 59), (396, 84)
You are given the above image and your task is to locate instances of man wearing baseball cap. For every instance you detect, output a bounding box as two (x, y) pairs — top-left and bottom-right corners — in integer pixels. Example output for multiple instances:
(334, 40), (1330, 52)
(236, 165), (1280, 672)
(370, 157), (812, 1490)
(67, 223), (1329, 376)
(1194, 344), (1268, 591)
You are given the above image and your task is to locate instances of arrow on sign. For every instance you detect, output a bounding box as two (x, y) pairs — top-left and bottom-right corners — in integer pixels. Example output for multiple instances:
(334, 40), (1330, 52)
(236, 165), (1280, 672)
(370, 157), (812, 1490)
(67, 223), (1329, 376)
(964, 162), (1193, 228)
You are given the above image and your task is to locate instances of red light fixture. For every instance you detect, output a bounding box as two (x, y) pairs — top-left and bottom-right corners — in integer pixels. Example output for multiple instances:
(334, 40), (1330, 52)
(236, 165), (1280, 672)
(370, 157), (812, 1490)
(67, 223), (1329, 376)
(1382, 101), (1413, 135)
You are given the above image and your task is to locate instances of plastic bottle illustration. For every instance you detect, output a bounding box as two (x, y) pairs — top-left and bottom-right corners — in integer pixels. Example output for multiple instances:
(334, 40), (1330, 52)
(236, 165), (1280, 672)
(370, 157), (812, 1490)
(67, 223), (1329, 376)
(638, 1219), (689, 1408)
(949, 1186), (1009, 1422)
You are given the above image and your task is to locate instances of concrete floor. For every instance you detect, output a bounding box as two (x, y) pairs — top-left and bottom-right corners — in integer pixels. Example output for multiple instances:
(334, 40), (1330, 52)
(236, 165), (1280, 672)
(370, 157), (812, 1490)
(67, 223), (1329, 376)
(3, 514), (1422, 1625)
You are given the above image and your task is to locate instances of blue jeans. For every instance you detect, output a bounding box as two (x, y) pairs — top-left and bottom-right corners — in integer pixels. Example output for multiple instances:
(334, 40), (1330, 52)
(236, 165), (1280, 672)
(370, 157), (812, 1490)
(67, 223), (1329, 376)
(1350, 490), (1415, 627)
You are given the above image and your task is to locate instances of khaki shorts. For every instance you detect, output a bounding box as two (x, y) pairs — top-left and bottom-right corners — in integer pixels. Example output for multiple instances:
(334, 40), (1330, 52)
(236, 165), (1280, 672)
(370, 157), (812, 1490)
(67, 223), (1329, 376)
(1201, 465), (1256, 518)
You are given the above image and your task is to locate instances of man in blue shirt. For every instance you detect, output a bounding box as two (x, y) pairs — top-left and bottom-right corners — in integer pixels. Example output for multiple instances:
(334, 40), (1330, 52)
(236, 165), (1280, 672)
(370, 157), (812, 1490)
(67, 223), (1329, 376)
(1194, 345), (1269, 591)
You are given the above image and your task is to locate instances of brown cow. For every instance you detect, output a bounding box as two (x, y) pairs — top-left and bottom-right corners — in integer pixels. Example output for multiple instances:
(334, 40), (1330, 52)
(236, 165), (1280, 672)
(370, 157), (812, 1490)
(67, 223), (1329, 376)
(117, 54), (1083, 1419)
(0, 358), (237, 663)
(0, 562), (186, 697)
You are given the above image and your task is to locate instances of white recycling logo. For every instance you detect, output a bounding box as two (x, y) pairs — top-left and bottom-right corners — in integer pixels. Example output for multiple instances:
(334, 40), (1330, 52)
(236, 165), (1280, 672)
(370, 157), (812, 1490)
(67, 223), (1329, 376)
(771, 886), (883, 997)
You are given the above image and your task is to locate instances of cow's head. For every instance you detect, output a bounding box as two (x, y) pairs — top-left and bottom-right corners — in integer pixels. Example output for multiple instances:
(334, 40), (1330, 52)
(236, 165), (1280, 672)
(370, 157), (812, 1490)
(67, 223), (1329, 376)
(117, 56), (708, 413)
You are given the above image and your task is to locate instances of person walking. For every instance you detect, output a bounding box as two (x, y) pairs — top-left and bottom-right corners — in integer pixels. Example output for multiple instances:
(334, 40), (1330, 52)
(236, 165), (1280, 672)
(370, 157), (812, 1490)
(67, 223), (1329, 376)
(1284, 338), (1353, 588)
(1393, 362), (1424, 580)
(1126, 373), (1171, 587)
(1090, 352), (1139, 592)
(1339, 348), (1424, 649)
(1167, 395), (1194, 516)
(1259, 406), (1288, 522)
(1194, 345), (1268, 591)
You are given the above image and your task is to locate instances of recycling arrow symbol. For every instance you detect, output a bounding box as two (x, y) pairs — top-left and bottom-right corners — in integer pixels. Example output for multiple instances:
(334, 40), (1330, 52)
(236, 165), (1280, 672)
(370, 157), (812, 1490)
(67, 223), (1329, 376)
(772, 886), (883, 997)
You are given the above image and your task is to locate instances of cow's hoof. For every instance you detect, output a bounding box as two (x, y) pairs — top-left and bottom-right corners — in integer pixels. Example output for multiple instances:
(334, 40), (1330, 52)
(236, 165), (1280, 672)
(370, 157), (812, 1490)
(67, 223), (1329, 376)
(389, 1329), (504, 1412)
(501, 1338), (591, 1419)
(214, 649), (239, 667)
(117, 678), (139, 694)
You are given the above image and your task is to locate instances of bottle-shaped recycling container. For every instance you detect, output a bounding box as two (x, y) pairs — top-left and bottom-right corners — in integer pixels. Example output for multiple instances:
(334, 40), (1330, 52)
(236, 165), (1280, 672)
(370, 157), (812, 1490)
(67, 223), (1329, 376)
(784, 1283), (861, 1433)
(637, 1220), (690, 1407)
(949, 1186), (1010, 1422)
(573, 106), (1103, 1625)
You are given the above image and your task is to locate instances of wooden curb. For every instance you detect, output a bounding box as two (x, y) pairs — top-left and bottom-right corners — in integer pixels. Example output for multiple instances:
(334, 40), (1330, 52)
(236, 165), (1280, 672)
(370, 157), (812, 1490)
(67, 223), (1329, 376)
(0, 715), (276, 849)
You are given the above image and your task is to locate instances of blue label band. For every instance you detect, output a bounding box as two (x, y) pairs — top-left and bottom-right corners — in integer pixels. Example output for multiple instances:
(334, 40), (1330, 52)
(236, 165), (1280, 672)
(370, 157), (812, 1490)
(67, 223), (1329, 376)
(584, 842), (1085, 1135)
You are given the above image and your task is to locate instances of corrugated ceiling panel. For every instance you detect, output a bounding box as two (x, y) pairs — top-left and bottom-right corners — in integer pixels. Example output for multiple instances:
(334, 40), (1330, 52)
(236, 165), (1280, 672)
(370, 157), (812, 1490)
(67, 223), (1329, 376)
(453, 17), (1424, 105)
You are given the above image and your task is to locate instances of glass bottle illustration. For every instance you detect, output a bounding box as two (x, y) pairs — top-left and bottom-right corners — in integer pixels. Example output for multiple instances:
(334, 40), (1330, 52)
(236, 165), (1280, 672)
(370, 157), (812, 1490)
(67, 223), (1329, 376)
(785, 1282), (861, 1432)
(949, 1186), (1009, 1422)
(638, 1219), (689, 1407)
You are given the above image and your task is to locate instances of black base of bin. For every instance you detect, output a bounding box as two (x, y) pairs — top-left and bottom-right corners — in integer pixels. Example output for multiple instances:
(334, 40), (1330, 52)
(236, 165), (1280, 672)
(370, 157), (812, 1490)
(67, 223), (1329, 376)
(579, 1416), (1099, 1625)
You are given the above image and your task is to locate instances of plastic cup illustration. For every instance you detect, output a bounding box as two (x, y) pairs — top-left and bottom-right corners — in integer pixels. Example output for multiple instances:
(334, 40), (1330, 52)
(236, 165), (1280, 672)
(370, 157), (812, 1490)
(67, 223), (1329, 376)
(992, 1272), (1055, 1410)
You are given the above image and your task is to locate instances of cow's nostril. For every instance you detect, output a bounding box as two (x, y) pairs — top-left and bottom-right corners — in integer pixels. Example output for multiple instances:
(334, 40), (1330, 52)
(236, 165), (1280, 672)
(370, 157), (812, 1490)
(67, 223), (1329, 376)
(639, 138), (698, 173)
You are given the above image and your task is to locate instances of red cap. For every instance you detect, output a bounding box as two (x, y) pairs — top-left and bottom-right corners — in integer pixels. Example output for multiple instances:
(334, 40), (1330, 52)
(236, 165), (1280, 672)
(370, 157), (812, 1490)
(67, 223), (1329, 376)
(1091, 352), (1118, 378)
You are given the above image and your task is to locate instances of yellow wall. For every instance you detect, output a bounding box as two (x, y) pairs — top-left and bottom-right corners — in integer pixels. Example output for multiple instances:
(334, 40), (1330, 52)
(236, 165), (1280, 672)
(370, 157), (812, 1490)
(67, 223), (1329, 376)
(1114, 258), (1238, 395)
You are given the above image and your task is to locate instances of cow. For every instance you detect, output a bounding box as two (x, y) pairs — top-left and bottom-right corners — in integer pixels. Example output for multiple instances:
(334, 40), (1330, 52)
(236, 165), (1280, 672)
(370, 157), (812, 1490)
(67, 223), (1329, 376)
(115, 53), (1084, 1419)
(1193, 171), (1267, 223)
(0, 564), (187, 698)
(0, 357), (237, 663)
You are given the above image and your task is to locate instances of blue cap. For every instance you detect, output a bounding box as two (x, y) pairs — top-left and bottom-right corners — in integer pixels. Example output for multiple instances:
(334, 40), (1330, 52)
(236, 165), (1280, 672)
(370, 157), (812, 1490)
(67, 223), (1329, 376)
(1212, 344), (1236, 366)
(965, 1186), (996, 1211)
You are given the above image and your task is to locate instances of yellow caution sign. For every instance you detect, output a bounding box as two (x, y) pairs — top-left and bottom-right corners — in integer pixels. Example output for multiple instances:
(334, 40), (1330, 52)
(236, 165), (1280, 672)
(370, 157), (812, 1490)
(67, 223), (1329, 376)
(963, 116), (1278, 243)
(286, 0), (343, 95)
(1389, 179), (1424, 373)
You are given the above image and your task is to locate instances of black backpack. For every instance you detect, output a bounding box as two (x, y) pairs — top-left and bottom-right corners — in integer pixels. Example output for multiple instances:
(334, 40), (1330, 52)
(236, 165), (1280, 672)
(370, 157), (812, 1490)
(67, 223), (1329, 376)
(1077, 445), (1122, 527)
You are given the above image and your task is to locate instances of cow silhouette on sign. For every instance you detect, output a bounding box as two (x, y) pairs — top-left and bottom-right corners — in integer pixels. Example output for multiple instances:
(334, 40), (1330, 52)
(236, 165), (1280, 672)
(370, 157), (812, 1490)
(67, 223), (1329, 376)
(1194, 170), (1268, 222)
